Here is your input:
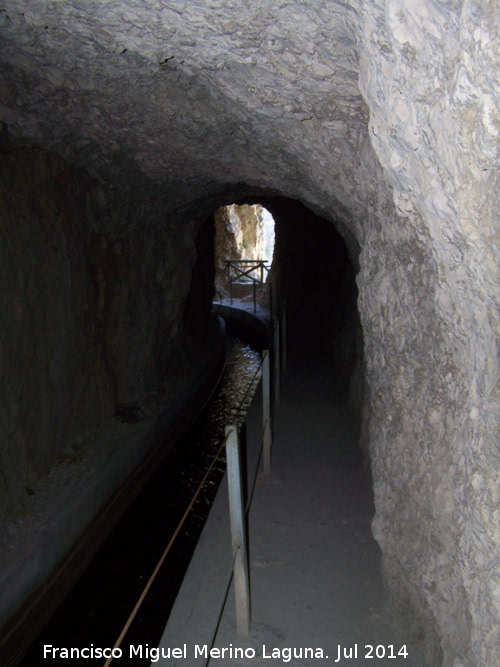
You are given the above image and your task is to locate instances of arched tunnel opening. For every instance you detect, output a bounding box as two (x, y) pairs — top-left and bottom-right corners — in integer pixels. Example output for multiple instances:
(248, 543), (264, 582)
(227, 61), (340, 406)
(185, 191), (366, 449)
(193, 193), (364, 419)
(212, 202), (275, 315)
(0, 3), (498, 666)
(213, 203), (275, 294)
(10, 189), (372, 667)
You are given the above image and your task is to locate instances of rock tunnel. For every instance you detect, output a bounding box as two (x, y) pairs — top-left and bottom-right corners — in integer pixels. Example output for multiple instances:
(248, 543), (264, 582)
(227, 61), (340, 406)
(0, 2), (499, 666)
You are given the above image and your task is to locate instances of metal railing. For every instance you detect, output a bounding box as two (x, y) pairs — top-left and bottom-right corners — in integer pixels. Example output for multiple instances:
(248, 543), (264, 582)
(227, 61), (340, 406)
(102, 351), (277, 666)
(103, 302), (288, 666)
(224, 260), (269, 313)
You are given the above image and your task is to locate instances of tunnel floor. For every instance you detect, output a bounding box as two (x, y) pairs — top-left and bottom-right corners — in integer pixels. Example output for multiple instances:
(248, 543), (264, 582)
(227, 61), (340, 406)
(158, 344), (427, 666)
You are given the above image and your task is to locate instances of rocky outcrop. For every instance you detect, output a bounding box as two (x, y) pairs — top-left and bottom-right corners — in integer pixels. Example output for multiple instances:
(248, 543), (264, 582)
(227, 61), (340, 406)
(215, 205), (265, 264)
(214, 203), (268, 295)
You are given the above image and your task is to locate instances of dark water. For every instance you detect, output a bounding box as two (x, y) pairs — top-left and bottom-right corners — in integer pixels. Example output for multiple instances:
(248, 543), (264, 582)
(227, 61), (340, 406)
(20, 338), (261, 666)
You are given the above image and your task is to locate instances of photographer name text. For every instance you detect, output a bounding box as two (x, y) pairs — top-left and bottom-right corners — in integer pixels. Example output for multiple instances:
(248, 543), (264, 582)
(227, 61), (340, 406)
(43, 642), (409, 662)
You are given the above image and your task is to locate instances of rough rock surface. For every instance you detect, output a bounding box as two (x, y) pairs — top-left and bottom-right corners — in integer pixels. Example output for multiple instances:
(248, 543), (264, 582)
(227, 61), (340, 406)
(0, 1), (499, 665)
(0, 146), (112, 525)
(214, 204), (266, 266)
(355, 3), (500, 665)
(0, 143), (203, 530)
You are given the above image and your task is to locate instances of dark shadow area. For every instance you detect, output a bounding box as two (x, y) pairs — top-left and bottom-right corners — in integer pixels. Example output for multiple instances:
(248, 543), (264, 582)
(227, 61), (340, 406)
(235, 196), (363, 413)
(16, 339), (261, 667)
(183, 213), (218, 348)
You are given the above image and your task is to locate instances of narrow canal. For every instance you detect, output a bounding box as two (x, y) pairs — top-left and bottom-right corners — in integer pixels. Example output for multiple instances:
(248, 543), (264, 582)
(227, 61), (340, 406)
(20, 337), (262, 666)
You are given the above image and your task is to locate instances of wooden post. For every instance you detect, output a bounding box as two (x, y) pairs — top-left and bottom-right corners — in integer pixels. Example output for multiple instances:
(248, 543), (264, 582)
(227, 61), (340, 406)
(225, 425), (251, 635)
(262, 350), (272, 473)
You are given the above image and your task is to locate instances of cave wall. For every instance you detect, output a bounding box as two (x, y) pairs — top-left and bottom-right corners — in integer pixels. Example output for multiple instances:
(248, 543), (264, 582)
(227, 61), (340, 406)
(183, 211), (217, 345)
(0, 1), (498, 665)
(0, 143), (205, 528)
(0, 145), (111, 525)
(89, 185), (200, 408)
(355, 1), (500, 664)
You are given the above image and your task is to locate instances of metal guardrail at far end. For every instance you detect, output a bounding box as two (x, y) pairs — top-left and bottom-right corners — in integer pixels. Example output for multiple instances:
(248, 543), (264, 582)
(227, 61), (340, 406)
(224, 260), (269, 313)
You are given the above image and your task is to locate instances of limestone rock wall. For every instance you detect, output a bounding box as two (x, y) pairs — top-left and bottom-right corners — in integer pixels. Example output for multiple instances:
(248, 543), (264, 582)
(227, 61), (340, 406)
(214, 204), (265, 265)
(89, 187), (199, 408)
(214, 203), (267, 296)
(0, 1), (499, 665)
(0, 144), (202, 527)
(355, 1), (500, 664)
(0, 145), (111, 523)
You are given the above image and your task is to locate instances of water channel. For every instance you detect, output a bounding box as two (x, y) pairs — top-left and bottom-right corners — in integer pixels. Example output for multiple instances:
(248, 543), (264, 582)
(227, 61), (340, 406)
(20, 337), (262, 666)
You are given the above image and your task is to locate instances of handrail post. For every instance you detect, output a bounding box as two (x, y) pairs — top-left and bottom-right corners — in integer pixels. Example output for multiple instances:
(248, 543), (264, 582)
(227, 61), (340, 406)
(225, 425), (251, 636)
(262, 350), (272, 474)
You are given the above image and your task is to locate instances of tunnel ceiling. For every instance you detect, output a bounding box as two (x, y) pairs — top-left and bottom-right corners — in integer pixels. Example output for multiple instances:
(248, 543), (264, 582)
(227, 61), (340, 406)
(2, 1), (497, 250)
(0, 1), (371, 221)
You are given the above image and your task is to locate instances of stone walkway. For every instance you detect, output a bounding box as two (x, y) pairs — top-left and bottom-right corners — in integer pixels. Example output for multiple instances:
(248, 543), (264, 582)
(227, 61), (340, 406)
(155, 347), (426, 667)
